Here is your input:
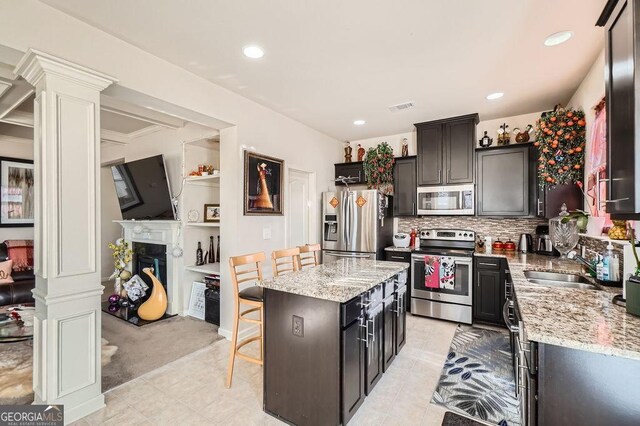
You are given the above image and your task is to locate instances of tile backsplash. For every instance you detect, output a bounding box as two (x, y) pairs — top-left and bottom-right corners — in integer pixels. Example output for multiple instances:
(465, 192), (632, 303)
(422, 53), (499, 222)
(397, 216), (547, 244)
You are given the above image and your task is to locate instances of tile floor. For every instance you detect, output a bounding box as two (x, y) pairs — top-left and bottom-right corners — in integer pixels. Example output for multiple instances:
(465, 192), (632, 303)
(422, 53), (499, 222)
(73, 314), (458, 426)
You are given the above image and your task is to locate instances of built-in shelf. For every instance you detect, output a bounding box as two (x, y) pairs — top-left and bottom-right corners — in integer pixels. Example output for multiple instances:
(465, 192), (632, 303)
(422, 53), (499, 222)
(185, 222), (220, 228)
(185, 173), (220, 182)
(185, 263), (221, 275)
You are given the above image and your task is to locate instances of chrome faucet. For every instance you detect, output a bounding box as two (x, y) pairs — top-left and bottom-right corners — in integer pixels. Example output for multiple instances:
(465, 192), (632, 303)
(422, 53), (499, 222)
(567, 251), (596, 275)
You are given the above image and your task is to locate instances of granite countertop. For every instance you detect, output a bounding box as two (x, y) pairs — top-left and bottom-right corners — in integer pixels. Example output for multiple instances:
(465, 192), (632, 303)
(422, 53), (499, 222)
(482, 249), (640, 361)
(257, 258), (409, 303)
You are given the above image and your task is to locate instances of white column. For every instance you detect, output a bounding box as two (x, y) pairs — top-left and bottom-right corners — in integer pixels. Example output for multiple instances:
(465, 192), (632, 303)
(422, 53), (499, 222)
(15, 50), (116, 423)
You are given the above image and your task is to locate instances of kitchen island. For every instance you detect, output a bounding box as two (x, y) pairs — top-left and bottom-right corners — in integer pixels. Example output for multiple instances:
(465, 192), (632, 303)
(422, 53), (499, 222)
(257, 258), (409, 426)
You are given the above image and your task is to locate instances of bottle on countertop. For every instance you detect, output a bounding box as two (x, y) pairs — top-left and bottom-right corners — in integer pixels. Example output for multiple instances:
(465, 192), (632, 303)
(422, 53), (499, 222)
(409, 229), (416, 249)
(602, 242), (614, 281)
(414, 229), (421, 250)
(596, 254), (605, 281)
(612, 254), (620, 281)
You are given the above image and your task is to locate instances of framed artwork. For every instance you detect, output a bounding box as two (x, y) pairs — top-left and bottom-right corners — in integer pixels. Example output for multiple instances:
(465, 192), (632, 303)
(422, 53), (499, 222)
(244, 151), (284, 216)
(187, 281), (206, 320)
(0, 157), (34, 227)
(204, 204), (220, 222)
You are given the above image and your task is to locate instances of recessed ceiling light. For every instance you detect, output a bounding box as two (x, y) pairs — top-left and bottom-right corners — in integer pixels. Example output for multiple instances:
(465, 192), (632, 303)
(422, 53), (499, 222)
(243, 45), (264, 59)
(486, 92), (504, 100)
(544, 31), (573, 47)
(353, 120), (366, 126)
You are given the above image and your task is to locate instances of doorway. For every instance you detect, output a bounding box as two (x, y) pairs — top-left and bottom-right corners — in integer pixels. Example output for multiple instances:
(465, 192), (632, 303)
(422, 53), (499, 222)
(287, 169), (316, 247)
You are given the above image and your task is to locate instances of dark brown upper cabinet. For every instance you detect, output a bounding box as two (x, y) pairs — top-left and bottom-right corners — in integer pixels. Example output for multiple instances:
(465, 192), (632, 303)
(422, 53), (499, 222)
(476, 144), (535, 217)
(335, 161), (365, 186)
(599, 0), (640, 218)
(392, 156), (417, 216)
(415, 114), (479, 186)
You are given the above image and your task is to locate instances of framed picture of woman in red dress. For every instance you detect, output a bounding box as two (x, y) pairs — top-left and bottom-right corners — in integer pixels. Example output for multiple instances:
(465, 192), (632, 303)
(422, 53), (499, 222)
(243, 151), (284, 216)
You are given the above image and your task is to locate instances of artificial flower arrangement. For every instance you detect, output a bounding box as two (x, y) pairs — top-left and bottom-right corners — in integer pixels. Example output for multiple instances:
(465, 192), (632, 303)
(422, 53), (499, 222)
(362, 142), (395, 194)
(534, 106), (586, 186)
(108, 238), (133, 283)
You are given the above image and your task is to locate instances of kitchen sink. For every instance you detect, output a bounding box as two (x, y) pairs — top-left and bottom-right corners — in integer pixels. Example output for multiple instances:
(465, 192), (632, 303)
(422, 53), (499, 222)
(523, 271), (600, 290)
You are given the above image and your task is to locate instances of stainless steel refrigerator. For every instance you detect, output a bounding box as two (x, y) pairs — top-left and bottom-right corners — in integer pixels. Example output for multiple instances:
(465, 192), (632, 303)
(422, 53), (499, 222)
(322, 190), (393, 261)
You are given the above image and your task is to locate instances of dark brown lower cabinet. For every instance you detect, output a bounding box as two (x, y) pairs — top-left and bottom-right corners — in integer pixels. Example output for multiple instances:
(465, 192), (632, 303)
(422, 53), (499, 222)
(525, 342), (640, 426)
(473, 257), (506, 326)
(264, 272), (407, 425)
(341, 315), (365, 424)
(385, 250), (412, 312)
(395, 285), (407, 353)
(382, 293), (396, 371)
(365, 303), (384, 395)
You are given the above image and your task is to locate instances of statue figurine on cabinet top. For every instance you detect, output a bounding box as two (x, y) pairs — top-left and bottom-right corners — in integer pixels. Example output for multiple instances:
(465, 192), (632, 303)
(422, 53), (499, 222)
(497, 123), (510, 146)
(401, 138), (409, 157)
(357, 144), (365, 162)
(344, 141), (353, 163)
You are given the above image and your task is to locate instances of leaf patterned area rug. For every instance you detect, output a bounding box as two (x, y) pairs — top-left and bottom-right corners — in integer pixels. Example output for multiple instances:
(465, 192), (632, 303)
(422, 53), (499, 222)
(431, 325), (521, 426)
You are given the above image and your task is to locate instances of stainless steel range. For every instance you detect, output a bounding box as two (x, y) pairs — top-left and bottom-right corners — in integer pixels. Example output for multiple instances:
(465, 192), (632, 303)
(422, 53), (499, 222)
(410, 229), (475, 324)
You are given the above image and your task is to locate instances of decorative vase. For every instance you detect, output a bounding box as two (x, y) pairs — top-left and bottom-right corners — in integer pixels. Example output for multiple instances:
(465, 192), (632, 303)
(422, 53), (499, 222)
(114, 277), (122, 295)
(587, 216), (606, 237)
(138, 267), (168, 321)
(626, 277), (640, 317)
(608, 220), (628, 240)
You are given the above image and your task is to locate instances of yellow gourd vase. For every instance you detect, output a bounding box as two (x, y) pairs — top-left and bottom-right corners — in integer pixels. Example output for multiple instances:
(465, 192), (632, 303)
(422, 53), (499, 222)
(138, 267), (168, 321)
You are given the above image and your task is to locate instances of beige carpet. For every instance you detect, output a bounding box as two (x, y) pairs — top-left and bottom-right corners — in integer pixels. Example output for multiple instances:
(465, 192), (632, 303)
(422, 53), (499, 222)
(0, 339), (119, 405)
(0, 314), (221, 402)
(101, 312), (222, 391)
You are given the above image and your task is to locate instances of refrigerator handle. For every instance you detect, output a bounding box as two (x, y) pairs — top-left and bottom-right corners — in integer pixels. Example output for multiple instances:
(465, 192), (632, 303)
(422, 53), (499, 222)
(345, 192), (351, 247)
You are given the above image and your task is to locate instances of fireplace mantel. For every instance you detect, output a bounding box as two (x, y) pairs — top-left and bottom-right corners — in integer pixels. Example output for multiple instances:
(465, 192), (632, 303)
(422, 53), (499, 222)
(115, 220), (183, 315)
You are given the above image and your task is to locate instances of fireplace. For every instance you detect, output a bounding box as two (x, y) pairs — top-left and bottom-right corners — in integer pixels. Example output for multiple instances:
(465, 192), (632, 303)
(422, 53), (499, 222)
(132, 242), (167, 303)
(115, 220), (182, 315)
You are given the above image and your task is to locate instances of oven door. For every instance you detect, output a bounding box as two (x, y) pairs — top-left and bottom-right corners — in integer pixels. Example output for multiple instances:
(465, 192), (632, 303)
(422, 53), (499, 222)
(411, 253), (472, 305)
(416, 185), (474, 215)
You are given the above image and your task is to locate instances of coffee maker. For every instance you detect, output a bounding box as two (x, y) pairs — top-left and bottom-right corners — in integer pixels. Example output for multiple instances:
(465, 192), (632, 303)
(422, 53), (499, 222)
(534, 224), (559, 256)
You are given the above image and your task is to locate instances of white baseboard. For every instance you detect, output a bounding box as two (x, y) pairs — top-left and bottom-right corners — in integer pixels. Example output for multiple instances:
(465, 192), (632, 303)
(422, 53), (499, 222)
(62, 393), (105, 425)
(218, 324), (259, 341)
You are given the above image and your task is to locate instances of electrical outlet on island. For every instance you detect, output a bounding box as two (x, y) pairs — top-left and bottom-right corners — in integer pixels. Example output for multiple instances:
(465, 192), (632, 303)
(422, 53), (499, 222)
(263, 227), (272, 240)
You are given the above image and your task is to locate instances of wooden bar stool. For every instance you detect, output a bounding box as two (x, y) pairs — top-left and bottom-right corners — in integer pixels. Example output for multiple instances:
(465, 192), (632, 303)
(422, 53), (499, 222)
(298, 243), (321, 269)
(271, 247), (300, 277)
(226, 252), (266, 388)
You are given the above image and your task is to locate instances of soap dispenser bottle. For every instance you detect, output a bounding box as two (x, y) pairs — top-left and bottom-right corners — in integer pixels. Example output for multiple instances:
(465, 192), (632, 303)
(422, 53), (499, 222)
(602, 242), (614, 281)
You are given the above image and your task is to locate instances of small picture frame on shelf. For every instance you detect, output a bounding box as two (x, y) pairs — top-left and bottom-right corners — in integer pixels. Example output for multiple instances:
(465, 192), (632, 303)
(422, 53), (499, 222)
(204, 204), (220, 222)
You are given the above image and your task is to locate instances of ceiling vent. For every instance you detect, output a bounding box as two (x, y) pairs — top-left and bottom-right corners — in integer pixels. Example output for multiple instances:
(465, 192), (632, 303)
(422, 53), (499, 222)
(388, 102), (415, 112)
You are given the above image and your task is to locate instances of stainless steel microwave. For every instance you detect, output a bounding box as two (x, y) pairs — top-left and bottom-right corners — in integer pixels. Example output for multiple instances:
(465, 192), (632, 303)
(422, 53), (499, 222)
(416, 184), (475, 215)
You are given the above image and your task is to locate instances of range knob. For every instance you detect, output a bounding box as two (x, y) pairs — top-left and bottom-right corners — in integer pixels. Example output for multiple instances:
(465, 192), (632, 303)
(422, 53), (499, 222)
(463, 233), (468, 237)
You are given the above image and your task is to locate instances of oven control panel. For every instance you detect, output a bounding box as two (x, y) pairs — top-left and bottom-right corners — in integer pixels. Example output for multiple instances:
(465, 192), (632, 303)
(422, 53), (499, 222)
(419, 229), (475, 241)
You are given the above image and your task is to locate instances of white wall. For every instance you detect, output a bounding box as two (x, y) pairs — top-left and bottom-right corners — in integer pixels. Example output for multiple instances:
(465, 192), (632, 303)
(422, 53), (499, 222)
(566, 50), (606, 186)
(349, 111), (550, 158)
(476, 111), (546, 147)
(0, 137), (34, 241)
(0, 1), (341, 337)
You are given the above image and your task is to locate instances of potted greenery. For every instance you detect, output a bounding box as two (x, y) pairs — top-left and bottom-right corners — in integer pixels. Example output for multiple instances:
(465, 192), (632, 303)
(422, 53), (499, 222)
(362, 142), (395, 195)
(627, 231), (640, 317)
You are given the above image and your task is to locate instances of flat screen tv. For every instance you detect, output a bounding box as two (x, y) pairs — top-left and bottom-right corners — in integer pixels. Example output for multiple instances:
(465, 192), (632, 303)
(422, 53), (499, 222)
(111, 154), (176, 220)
